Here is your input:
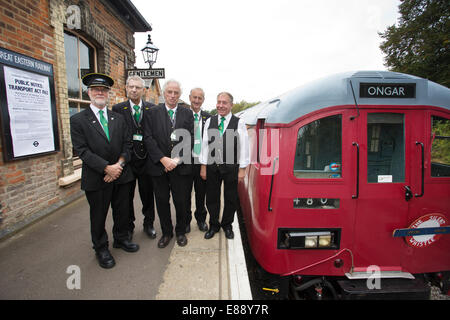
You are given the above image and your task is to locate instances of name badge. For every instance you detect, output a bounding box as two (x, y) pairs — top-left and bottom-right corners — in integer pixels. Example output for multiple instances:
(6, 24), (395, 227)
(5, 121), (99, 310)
(170, 132), (177, 141)
(133, 134), (143, 141)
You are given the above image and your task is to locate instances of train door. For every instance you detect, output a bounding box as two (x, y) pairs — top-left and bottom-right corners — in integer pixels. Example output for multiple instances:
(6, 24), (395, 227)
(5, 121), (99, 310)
(352, 110), (420, 272)
(402, 110), (450, 273)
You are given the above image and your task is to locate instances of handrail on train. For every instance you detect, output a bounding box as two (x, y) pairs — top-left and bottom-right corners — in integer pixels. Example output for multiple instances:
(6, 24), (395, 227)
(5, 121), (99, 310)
(415, 141), (425, 198)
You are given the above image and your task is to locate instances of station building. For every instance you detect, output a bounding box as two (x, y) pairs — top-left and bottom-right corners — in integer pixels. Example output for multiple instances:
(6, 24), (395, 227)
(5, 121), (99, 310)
(0, 0), (158, 238)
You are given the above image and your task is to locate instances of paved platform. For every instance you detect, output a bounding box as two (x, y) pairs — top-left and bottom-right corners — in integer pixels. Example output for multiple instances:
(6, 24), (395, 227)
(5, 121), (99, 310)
(0, 191), (251, 300)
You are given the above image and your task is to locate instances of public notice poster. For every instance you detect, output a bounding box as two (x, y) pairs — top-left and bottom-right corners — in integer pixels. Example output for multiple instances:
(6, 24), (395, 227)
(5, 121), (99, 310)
(0, 46), (59, 161)
(4, 66), (54, 157)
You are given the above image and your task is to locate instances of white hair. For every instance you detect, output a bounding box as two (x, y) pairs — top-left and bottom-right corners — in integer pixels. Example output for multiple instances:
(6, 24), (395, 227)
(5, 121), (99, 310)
(190, 87), (205, 97)
(126, 75), (145, 87)
(163, 79), (182, 94)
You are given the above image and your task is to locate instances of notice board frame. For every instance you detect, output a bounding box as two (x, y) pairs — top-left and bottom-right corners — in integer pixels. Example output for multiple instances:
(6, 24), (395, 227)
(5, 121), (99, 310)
(0, 47), (60, 162)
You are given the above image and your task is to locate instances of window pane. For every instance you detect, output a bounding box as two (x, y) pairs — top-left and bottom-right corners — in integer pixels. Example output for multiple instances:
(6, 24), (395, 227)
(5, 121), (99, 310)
(69, 102), (89, 117)
(64, 32), (80, 99)
(367, 113), (404, 183)
(69, 101), (78, 117)
(80, 103), (89, 112)
(431, 116), (450, 177)
(79, 39), (95, 101)
(294, 115), (342, 178)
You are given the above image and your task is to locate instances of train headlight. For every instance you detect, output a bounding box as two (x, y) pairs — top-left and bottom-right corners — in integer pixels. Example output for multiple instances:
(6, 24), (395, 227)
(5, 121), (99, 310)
(305, 236), (318, 248)
(318, 235), (332, 247)
(278, 229), (340, 250)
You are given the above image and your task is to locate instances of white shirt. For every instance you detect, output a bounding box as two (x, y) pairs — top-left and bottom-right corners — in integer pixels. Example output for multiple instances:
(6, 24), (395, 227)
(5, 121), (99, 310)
(192, 110), (203, 158)
(90, 104), (108, 124)
(129, 100), (142, 116)
(192, 110), (203, 133)
(165, 104), (178, 121)
(199, 113), (249, 168)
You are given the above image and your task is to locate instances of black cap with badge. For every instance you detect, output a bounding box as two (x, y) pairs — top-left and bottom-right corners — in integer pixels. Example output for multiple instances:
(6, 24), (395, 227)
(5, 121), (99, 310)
(82, 73), (114, 89)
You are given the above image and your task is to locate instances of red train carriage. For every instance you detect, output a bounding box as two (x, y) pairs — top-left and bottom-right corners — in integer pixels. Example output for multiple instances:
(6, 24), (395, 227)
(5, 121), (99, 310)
(237, 71), (450, 299)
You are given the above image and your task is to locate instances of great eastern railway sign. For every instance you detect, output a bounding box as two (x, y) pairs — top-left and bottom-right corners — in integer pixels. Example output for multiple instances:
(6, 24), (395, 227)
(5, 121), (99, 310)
(127, 68), (165, 79)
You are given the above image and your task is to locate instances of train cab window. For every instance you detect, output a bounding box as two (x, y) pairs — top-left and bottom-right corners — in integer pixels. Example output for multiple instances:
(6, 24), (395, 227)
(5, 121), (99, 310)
(367, 113), (404, 183)
(294, 115), (342, 178)
(431, 116), (450, 177)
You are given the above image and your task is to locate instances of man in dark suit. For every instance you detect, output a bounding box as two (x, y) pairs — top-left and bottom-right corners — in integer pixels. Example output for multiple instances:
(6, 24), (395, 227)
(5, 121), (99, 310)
(186, 88), (210, 233)
(112, 75), (156, 239)
(143, 79), (194, 248)
(70, 73), (139, 269)
(200, 92), (249, 240)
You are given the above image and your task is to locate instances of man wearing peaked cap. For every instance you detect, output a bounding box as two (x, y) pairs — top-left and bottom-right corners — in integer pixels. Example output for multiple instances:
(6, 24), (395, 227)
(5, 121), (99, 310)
(70, 72), (140, 269)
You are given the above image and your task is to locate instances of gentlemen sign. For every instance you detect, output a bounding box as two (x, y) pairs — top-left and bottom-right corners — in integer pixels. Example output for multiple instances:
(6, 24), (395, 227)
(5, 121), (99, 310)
(127, 68), (165, 79)
(360, 83), (416, 98)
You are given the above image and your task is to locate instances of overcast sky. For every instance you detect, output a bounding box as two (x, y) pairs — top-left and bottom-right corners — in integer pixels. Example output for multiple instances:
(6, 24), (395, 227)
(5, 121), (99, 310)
(131, 0), (401, 110)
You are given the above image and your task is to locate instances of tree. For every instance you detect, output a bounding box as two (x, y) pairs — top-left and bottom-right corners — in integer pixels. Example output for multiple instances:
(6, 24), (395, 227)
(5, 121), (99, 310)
(231, 100), (260, 114)
(379, 0), (449, 87)
(209, 100), (260, 116)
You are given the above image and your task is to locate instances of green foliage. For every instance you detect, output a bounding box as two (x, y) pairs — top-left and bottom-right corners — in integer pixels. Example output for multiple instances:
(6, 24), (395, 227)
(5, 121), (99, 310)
(208, 100), (260, 116)
(431, 118), (450, 164)
(379, 0), (450, 87)
(231, 100), (260, 114)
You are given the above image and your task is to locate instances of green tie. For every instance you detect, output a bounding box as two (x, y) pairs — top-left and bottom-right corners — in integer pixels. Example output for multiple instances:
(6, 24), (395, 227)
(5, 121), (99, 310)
(99, 109), (110, 141)
(218, 116), (226, 136)
(133, 105), (140, 123)
(193, 113), (201, 155)
(168, 109), (174, 123)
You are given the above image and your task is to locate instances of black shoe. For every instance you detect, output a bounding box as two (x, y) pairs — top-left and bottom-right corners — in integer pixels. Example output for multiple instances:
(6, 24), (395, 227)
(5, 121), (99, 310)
(204, 229), (217, 239)
(185, 224), (191, 233)
(197, 221), (208, 232)
(96, 249), (115, 269)
(113, 239), (140, 252)
(158, 235), (173, 248)
(144, 225), (157, 239)
(176, 234), (188, 247)
(224, 229), (234, 239)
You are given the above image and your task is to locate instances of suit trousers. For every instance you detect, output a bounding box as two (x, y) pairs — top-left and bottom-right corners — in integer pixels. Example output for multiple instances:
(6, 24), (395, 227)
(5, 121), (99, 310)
(128, 172), (155, 230)
(152, 171), (190, 237)
(186, 163), (207, 225)
(85, 181), (132, 251)
(205, 165), (239, 232)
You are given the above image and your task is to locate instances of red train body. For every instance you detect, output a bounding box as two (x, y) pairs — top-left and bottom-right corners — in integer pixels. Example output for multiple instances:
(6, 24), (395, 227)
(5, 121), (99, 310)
(237, 71), (450, 299)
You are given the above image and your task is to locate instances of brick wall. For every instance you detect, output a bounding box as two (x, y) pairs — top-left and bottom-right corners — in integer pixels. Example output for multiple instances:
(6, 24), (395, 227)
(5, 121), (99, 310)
(0, 0), (147, 238)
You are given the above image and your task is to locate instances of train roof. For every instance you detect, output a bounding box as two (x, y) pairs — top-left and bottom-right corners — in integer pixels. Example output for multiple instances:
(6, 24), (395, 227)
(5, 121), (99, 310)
(238, 71), (450, 125)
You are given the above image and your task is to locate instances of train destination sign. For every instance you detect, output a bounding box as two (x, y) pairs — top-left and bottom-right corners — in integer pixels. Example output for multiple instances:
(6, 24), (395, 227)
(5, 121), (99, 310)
(127, 68), (165, 79)
(360, 83), (416, 98)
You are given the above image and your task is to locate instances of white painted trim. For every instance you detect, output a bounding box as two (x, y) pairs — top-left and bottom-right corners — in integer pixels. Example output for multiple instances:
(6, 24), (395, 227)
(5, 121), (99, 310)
(227, 215), (252, 300)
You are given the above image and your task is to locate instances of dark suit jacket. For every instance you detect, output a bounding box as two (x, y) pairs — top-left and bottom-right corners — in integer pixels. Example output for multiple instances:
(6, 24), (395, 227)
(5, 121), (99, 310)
(112, 100), (155, 174)
(143, 104), (194, 176)
(198, 110), (211, 137)
(70, 107), (134, 191)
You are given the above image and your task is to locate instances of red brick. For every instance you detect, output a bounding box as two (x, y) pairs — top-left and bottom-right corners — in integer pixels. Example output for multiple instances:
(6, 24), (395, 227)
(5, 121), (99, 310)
(8, 176), (25, 184)
(5, 170), (23, 179)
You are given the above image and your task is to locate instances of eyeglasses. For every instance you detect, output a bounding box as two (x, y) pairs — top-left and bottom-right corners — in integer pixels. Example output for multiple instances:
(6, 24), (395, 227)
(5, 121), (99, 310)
(127, 85), (144, 90)
(90, 87), (110, 93)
